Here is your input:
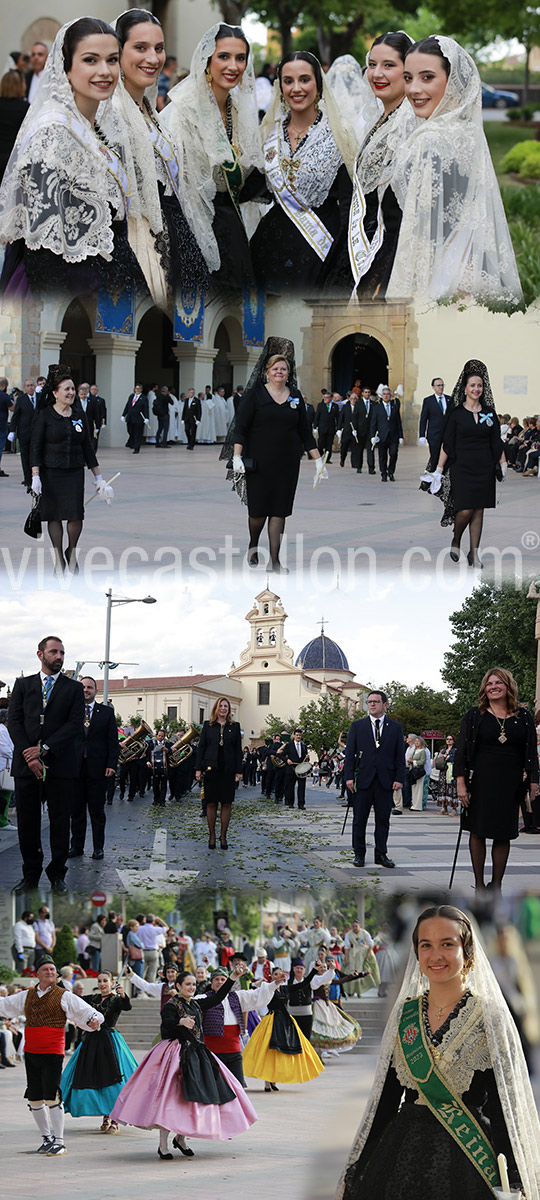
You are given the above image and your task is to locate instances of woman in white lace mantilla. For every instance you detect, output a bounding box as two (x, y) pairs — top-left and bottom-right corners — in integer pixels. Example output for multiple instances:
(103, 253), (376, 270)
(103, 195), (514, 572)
(0, 18), (147, 299)
(386, 36), (523, 307)
(102, 10), (208, 312)
(160, 23), (264, 291)
(336, 904), (540, 1200)
(345, 32), (416, 300)
(251, 52), (358, 293)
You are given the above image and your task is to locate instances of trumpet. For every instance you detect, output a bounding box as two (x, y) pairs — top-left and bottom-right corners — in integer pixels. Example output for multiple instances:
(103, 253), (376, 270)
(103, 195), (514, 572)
(118, 720), (153, 763)
(169, 725), (198, 767)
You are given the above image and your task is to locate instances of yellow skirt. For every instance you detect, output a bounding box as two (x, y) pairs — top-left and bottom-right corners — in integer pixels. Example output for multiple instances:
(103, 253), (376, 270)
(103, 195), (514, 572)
(242, 1013), (324, 1083)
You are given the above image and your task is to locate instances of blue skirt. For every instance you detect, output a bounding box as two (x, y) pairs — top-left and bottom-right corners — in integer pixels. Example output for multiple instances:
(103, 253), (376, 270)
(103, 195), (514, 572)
(62, 1030), (138, 1117)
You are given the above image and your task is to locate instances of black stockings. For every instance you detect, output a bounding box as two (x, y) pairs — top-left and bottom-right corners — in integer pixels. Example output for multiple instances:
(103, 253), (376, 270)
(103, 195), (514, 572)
(47, 520), (82, 572)
(453, 508), (484, 562)
(247, 515), (286, 568)
(469, 833), (510, 889)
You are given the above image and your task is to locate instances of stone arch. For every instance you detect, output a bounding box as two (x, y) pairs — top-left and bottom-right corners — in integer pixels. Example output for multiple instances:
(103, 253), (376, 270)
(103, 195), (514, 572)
(21, 18), (61, 53)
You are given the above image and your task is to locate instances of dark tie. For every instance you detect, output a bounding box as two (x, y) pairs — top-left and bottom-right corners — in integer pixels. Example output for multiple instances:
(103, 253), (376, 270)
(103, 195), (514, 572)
(439, 397), (445, 413)
(42, 677), (54, 707)
(375, 719), (380, 747)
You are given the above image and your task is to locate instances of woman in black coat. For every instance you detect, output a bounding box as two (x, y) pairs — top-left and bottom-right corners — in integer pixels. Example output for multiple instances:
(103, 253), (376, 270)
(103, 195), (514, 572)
(455, 667), (538, 890)
(29, 364), (113, 572)
(223, 336), (326, 572)
(195, 697), (242, 849)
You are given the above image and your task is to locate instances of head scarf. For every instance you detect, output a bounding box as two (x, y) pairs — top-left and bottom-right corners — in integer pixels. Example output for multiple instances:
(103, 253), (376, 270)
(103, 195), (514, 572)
(261, 57), (359, 189)
(160, 23), (262, 272)
(387, 35), (522, 306)
(0, 19), (130, 262)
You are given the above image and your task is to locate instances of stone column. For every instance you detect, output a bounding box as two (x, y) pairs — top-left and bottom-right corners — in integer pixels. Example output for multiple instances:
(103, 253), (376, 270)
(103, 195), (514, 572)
(172, 343), (218, 394)
(87, 334), (142, 448)
(40, 330), (67, 372)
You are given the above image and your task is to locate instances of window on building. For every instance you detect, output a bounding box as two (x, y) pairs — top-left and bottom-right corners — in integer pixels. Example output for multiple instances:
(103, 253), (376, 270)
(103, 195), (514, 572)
(167, 706), (177, 720)
(258, 682), (270, 706)
(199, 707), (205, 723)
(263, 603), (269, 614)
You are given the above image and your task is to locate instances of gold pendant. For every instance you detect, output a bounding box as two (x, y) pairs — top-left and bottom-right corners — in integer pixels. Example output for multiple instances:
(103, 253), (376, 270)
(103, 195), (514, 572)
(499, 733), (507, 744)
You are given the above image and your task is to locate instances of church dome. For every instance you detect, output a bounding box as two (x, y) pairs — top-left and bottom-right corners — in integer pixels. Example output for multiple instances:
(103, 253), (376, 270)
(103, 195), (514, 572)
(296, 633), (349, 671)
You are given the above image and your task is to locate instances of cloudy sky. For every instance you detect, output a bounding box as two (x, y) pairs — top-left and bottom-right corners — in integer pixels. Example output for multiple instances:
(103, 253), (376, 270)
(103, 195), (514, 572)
(1, 572), (478, 694)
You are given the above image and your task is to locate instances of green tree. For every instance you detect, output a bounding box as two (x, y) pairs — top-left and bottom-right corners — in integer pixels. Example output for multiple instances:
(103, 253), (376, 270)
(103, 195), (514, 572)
(264, 712), (298, 738)
(382, 680), (461, 737)
(297, 693), (355, 755)
(428, 0), (540, 100)
(177, 891), (263, 944)
(52, 924), (77, 970)
(442, 581), (537, 710)
(154, 714), (181, 737)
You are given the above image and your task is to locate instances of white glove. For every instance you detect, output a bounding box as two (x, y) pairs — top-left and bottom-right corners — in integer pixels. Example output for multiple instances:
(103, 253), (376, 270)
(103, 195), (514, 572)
(313, 458), (328, 488)
(371, 435), (379, 449)
(121, 415), (126, 423)
(429, 470), (443, 494)
(418, 437), (427, 445)
(500, 462), (507, 479)
(313, 428), (318, 437)
(7, 431), (15, 442)
(195, 420), (200, 426)
(336, 429), (342, 441)
(232, 454), (245, 476)
(143, 418), (149, 425)
(93, 475), (114, 503)
(31, 475), (42, 496)
(398, 438), (404, 445)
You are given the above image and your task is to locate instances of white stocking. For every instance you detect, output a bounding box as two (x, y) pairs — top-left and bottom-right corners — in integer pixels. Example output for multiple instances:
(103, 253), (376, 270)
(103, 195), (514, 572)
(48, 1102), (65, 1143)
(29, 1104), (51, 1138)
(159, 1129), (169, 1153)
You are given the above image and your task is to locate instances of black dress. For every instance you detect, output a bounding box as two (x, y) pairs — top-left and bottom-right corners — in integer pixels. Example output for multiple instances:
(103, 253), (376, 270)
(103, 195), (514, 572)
(196, 720), (242, 806)
(342, 994), (520, 1200)
(355, 185), (401, 299)
(71, 992), (132, 1091)
(29, 405), (98, 521)
(456, 708), (534, 841)
(234, 384), (316, 518)
(442, 406), (503, 511)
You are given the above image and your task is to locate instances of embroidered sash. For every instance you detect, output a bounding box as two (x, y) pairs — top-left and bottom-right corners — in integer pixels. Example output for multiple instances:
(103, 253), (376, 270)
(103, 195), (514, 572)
(21, 110), (130, 204)
(264, 126), (333, 262)
(348, 153), (385, 287)
(221, 146), (245, 221)
(144, 115), (183, 209)
(398, 997), (500, 1193)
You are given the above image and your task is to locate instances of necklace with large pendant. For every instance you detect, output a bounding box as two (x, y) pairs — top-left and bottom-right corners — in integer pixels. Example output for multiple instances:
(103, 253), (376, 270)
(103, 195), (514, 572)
(489, 709), (507, 743)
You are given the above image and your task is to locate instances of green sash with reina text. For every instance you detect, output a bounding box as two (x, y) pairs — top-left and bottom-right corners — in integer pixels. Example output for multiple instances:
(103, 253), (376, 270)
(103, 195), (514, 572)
(398, 997), (500, 1193)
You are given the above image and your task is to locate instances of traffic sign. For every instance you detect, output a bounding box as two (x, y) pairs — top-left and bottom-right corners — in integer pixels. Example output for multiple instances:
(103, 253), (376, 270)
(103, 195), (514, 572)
(91, 890), (107, 907)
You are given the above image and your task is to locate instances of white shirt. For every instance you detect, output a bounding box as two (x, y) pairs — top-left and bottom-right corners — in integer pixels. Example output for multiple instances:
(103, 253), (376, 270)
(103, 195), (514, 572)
(0, 723), (13, 770)
(369, 714), (385, 742)
(28, 72), (44, 104)
(0, 985), (104, 1029)
(13, 919), (36, 953)
(434, 392), (447, 412)
(137, 924), (163, 951)
(33, 917), (55, 949)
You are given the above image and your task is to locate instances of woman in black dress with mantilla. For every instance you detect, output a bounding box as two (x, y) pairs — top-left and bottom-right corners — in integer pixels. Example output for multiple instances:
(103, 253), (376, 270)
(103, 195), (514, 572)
(455, 667), (538, 890)
(223, 337), (326, 571)
(30, 364), (113, 573)
(195, 697), (242, 850)
(424, 360), (506, 568)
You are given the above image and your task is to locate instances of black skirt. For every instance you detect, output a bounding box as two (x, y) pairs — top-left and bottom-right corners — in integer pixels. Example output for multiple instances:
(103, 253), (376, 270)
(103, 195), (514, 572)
(204, 769), (237, 806)
(40, 466), (84, 521)
(268, 1007), (302, 1054)
(181, 1040), (236, 1105)
(463, 712), (527, 841)
(72, 1028), (122, 1091)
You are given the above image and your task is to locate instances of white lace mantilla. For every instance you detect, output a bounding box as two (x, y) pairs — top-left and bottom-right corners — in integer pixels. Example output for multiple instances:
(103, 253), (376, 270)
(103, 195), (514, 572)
(263, 114), (342, 208)
(392, 994), (491, 1097)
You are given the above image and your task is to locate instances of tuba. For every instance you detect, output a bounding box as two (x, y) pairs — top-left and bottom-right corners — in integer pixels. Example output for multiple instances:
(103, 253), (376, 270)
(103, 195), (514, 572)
(118, 721), (153, 763)
(169, 725), (197, 767)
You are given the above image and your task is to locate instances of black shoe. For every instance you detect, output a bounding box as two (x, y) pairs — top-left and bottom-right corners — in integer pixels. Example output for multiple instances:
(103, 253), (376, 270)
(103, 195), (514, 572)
(381, 475), (387, 482)
(46, 1142), (67, 1156)
(391, 807), (402, 814)
(388, 473), (395, 481)
(172, 1136), (194, 1157)
(67, 848), (83, 858)
(270, 1083), (279, 1091)
(0, 470), (8, 477)
(1, 1059), (15, 1067)
(50, 877), (68, 893)
(450, 544), (460, 562)
(106, 799), (113, 805)
(467, 552), (484, 569)
(374, 854), (395, 869)
(36, 1137), (55, 1154)
(353, 855), (365, 867)
(248, 548), (259, 566)
(369, 468), (376, 475)
(208, 839), (216, 849)
(220, 838), (229, 850)
(91, 849), (104, 860)
(157, 1148), (173, 1161)
(356, 469), (362, 474)
(13, 877), (40, 894)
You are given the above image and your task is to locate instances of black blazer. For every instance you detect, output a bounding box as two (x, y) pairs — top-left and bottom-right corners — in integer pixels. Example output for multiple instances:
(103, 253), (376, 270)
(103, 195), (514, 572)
(352, 398), (373, 438)
(282, 740), (309, 768)
(82, 702), (119, 779)
(123, 393), (149, 423)
(196, 720), (242, 774)
(30, 406), (98, 471)
(338, 401), (359, 436)
(419, 394), (452, 443)
(315, 401), (339, 436)
(344, 716), (406, 791)
(10, 392), (36, 442)
(370, 400), (403, 445)
(183, 396), (202, 423)
(455, 706), (539, 786)
(8, 672), (84, 779)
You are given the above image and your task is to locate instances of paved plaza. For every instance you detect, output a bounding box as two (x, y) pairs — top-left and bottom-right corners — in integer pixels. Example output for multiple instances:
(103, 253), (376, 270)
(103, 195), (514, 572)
(1, 444), (539, 583)
(2, 780), (539, 897)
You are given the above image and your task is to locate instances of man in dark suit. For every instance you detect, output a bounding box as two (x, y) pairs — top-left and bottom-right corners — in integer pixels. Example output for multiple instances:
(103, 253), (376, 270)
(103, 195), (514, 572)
(68, 677), (119, 861)
(314, 391), (339, 463)
(344, 690), (406, 869)
(9, 378), (38, 487)
(183, 388), (201, 450)
(353, 387), (376, 474)
(8, 636), (84, 894)
(153, 386), (174, 447)
(418, 377), (452, 462)
(0, 376), (14, 477)
(283, 729), (310, 809)
(338, 393), (360, 469)
(88, 384), (107, 447)
(369, 386), (403, 481)
(122, 384), (149, 453)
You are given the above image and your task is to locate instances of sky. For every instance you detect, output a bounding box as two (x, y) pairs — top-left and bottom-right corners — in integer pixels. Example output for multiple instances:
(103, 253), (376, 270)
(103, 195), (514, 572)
(0, 574), (478, 696)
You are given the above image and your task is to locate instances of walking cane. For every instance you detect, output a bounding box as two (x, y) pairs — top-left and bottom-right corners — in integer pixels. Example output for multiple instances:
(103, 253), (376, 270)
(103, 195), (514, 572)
(341, 786), (354, 836)
(449, 815), (465, 890)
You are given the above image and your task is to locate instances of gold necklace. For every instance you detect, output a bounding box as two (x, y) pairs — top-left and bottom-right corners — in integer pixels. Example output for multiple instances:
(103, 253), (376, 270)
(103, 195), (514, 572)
(488, 708), (508, 744)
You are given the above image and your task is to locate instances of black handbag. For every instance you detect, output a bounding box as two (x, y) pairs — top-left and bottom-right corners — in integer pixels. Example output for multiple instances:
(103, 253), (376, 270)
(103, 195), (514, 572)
(226, 455), (257, 472)
(409, 764), (426, 782)
(24, 494), (42, 538)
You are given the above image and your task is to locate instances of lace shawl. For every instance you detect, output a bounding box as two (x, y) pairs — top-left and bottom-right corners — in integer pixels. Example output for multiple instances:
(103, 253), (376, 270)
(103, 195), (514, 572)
(387, 36), (523, 306)
(260, 67), (358, 183)
(261, 112), (344, 209)
(160, 23), (263, 273)
(334, 928), (540, 1200)
(326, 54), (383, 147)
(0, 20), (129, 262)
(392, 993), (491, 1097)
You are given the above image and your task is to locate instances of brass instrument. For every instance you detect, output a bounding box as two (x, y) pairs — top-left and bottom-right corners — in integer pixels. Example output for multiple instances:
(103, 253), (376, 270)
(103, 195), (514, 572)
(118, 720), (153, 763)
(169, 725), (198, 768)
(271, 753), (287, 769)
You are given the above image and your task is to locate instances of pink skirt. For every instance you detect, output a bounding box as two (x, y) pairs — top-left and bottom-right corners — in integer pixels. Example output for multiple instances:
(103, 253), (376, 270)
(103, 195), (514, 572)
(110, 1038), (257, 1139)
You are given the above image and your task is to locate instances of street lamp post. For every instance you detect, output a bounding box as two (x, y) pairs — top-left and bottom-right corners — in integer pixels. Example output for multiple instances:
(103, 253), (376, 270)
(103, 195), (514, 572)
(103, 589), (157, 704)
